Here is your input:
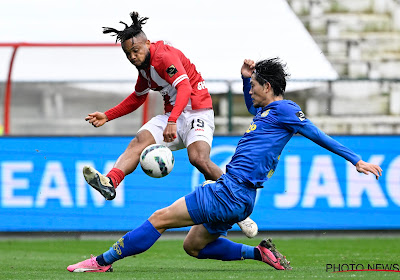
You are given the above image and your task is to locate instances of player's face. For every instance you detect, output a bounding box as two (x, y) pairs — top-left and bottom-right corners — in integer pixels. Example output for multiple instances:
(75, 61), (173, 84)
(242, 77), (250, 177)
(122, 37), (151, 69)
(250, 74), (270, 108)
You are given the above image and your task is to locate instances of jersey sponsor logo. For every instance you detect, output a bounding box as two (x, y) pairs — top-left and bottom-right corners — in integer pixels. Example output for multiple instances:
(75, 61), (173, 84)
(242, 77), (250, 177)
(245, 122), (257, 133)
(296, 111), (306, 121)
(261, 109), (270, 117)
(197, 81), (207, 90)
(166, 65), (178, 78)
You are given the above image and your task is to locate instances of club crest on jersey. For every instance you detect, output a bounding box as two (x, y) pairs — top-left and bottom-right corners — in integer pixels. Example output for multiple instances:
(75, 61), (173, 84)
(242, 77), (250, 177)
(296, 111), (306, 121)
(166, 65), (178, 77)
(261, 109), (270, 117)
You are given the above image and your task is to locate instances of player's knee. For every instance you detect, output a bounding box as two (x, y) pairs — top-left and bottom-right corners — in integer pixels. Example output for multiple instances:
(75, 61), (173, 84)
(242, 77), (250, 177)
(182, 241), (200, 258)
(148, 208), (169, 229)
(189, 154), (210, 170)
(150, 207), (168, 219)
(126, 134), (153, 155)
(125, 138), (141, 153)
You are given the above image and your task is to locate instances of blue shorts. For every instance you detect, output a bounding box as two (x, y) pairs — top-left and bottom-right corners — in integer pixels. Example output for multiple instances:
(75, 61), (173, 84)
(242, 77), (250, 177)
(185, 173), (256, 236)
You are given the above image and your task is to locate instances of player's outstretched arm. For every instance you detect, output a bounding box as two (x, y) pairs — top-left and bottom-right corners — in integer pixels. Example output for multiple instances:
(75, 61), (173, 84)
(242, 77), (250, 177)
(297, 124), (383, 180)
(85, 111), (108, 128)
(355, 160), (382, 180)
(241, 59), (257, 115)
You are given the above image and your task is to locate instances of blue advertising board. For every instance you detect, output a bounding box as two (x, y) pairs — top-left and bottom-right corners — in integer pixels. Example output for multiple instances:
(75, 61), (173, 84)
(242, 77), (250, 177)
(0, 135), (399, 232)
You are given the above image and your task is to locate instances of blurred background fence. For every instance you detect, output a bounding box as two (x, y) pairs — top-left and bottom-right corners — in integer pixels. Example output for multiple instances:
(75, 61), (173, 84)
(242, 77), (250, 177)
(1, 78), (400, 136)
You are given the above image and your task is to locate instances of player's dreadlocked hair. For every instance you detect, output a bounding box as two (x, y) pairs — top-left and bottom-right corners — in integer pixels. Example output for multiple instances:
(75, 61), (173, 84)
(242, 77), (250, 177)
(102, 11), (149, 43)
(254, 58), (290, 97)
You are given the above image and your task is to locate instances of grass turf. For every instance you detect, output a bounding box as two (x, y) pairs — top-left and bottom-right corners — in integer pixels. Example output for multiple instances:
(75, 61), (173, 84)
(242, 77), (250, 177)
(1, 236), (399, 279)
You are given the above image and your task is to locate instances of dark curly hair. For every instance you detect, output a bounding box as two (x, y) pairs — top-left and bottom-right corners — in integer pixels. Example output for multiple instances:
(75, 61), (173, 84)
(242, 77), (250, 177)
(102, 11), (149, 43)
(254, 58), (290, 97)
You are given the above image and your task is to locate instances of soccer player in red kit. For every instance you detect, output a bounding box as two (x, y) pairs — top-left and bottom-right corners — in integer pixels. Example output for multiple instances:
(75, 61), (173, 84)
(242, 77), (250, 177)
(83, 11), (257, 237)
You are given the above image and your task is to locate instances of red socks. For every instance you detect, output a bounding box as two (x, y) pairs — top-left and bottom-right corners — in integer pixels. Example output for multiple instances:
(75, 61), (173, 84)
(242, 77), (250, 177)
(107, 168), (125, 188)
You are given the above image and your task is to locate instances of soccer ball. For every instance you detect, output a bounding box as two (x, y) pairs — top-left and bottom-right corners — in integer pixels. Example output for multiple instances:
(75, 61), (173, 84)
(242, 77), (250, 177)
(139, 144), (174, 178)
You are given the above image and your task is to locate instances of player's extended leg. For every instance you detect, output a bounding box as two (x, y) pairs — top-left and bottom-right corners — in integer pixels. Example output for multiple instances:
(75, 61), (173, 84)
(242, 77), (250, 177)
(67, 197), (195, 272)
(112, 130), (156, 175)
(187, 140), (258, 238)
(183, 224), (292, 270)
(187, 140), (223, 181)
(82, 130), (156, 200)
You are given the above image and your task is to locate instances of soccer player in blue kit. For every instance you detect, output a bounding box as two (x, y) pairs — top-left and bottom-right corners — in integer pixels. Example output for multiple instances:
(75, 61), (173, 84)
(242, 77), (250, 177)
(67, 58), (382, 272)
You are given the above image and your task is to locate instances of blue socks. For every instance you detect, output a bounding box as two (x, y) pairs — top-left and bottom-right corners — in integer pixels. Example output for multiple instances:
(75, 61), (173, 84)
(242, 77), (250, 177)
(197, 238), (256, 261)
(97, 220), (161, 265)
(241, 244), (256, 259)
(96, 221), (260, 266)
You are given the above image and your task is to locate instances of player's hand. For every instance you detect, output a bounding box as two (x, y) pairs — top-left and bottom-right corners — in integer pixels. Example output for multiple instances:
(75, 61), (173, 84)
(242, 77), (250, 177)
(241, 59), (255, 78)
(163, 122), (177, 142)
(85, 111), (108, 128)
(355, 160), (382, 180)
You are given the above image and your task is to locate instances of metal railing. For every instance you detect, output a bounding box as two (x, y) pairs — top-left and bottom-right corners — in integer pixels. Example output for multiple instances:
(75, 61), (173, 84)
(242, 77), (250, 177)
(1, 78), (400, 136)
(1, 43), (400, 135)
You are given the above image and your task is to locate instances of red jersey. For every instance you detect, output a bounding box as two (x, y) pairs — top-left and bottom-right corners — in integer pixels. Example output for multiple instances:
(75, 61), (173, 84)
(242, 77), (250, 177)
(135, 41), (212, 121)
(105, 41), (212, 123)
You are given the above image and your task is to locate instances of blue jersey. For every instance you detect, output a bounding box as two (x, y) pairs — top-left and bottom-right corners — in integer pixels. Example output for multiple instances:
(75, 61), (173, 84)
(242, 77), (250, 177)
(226, 77), (361, 188)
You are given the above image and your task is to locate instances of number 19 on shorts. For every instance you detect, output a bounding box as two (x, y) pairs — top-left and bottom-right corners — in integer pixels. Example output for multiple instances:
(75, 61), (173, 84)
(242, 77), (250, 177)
(191, 119), (205, 129)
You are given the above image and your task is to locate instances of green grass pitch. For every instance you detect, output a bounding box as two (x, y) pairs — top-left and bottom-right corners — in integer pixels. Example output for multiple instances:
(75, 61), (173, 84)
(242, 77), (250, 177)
(1, 236), (399, 279)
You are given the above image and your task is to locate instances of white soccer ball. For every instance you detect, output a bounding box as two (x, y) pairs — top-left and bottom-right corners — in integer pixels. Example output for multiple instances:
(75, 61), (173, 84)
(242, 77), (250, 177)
(139, 144), (174, 178)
